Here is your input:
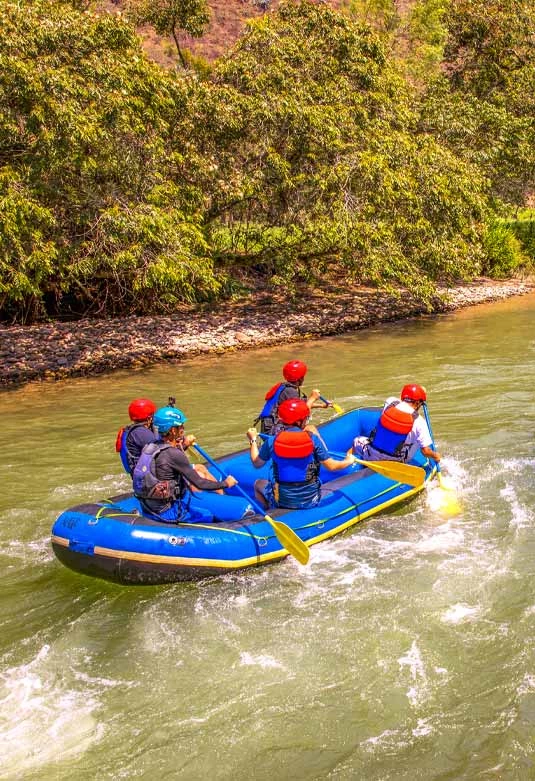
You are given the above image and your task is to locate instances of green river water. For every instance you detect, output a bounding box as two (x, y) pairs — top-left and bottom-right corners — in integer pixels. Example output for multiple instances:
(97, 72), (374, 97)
(1, 293), (535, 780)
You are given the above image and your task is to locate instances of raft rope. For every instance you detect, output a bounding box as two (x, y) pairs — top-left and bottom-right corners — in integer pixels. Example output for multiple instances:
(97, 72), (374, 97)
(97, 478), (406, 540)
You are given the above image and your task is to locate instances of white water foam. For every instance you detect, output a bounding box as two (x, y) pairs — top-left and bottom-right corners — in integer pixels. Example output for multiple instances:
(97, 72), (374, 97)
(412, 718), (434, 737)
(500, 483), (533, 530)
(237, 652), (285, 670)
(4, 536), (53, 565)
(414, 524), (465, 553)
(0, 645), (104, 776)
(442, 603), (481, 624)
(517, 674), (535, 696)
(398, 641), (429, 707)
(51, 472), (129, 500)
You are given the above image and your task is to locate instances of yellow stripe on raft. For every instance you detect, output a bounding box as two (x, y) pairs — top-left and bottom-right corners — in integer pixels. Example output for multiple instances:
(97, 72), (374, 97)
(51, 481), (425, 570)
(51, 533), (291, 569)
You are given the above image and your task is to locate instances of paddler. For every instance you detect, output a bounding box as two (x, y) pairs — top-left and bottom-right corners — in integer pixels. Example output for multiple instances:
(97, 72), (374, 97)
(350, 384), (441, 464)
(254, 359), (330, 435)
(247, 398), (355, 510)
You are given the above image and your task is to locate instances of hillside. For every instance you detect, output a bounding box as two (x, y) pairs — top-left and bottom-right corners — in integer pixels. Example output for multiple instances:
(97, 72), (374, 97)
(3, 0), (533, 325)
(100, 0), (356, 65)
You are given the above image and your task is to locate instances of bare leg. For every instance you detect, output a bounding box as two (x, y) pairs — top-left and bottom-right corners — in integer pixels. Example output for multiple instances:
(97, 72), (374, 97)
(254, 479), (269, 509)
(191, 463), (224, 494)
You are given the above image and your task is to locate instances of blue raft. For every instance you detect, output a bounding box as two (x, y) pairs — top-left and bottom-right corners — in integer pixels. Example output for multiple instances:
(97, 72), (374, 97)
(51, 407), (435, 585)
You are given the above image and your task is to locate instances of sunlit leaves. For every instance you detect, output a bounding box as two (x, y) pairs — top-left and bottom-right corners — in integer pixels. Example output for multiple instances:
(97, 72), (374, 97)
(0, 0), (218, 321)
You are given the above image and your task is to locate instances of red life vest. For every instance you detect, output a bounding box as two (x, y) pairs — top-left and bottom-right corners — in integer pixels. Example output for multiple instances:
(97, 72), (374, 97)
(273, 430), (315, 459)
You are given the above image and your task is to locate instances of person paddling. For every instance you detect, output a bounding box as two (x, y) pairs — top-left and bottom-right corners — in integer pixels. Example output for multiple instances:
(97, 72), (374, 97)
(133, 406), (238, 523)
(255, 360), (330, 435)
(247, 398), (355, 510)
(350, 384), (441, 464)
(116, 398), (157, 475)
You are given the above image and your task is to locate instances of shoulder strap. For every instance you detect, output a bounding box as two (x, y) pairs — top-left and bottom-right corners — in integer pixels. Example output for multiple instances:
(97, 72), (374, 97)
(265, 382), (283, 401)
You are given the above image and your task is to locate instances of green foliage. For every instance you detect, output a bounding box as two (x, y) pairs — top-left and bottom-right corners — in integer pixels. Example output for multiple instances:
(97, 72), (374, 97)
(420, 0), (535, 206)
(442, 0), (535, 98)
(0, 0), (220, 322)
(187, 1), (488, 301)
(1, 0), (533, 323)
(341, 0), (399, 34)
(481, 221), (530, 278)
(126, 0), (210, 68)
(500, 210), (535, 261)
(402, 0), (448, 85)
(0, 168), (57, 322)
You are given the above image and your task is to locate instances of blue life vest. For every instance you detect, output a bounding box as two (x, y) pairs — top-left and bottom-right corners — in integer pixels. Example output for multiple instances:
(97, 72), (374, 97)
(116, 423), (145, 475)
(271, 430), (321, 509)
(255, 383), (285, 433)
(133, 442), (184, 511)
(370, 401), (418, 458)
(256, 382), (304, 434)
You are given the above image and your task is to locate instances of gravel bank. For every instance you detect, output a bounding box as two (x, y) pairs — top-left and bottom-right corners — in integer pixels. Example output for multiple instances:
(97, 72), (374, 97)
(1, 278), (533, 388)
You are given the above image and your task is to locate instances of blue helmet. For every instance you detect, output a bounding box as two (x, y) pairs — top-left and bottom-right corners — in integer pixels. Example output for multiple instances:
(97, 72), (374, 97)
(153, 406), (187, 435)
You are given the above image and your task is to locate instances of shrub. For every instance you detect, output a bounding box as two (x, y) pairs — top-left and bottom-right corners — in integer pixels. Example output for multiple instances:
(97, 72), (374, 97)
(481, 221), (530, 278)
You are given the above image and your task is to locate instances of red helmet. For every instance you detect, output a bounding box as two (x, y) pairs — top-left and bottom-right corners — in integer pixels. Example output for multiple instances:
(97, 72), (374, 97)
(128, 398), (157, 422)
(400, 384), (427, 403)
(282, 360), (307, 383)
(278, 398), (310, 426)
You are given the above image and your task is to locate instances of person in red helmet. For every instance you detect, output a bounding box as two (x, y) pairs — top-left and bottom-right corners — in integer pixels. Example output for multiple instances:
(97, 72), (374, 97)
(116, 398), (158, 475)
(350, 384), (441, 464)
(254, 359), (330, 435)
(117, 396), (222, 490)
(246, 398), (355, 509)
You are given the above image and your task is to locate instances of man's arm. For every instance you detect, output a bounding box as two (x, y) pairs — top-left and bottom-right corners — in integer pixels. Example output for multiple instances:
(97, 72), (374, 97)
(414, 418), (441, 462)
(420, 445), (441, 462)
(246, 428), (267, 468)
(170, 448), (230, 490)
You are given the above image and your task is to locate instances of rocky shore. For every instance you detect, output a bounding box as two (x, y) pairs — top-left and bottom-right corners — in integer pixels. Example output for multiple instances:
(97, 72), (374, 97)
(1, 278), (533, 389)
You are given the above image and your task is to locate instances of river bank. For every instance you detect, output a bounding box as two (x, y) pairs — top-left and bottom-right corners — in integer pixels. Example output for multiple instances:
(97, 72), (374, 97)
(1, 278), (533, 389)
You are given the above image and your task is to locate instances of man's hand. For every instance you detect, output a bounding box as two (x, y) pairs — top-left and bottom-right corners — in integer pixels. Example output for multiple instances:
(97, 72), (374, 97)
(224, 475), (238, 488)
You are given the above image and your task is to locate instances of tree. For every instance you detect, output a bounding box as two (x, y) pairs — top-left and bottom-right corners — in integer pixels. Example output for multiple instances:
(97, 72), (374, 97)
(0, 0), (218, 322)
(342, 0), (400, 35)
(183, 0), (489, 299)
(126, 0), (210, 69)
(442, 0), (535, 98)
(419, 0), (535, 206)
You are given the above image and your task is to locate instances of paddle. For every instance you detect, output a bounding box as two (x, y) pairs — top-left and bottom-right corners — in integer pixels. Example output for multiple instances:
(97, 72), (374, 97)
(422, 403), (462, 515)
(350, 456), (425, 487)
(191, 443), (310, 566)
(319, 395), (344, 415)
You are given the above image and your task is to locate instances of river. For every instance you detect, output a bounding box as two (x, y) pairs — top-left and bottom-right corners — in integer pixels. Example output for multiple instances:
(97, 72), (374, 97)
(1, 293), (534, 780)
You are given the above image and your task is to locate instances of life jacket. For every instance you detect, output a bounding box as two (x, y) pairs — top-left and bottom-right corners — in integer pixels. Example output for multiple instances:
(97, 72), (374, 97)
(115, 423), (146, 475)
(132, 442), (186, 511)
(370, 401), (418, 458)
(272, 430), (319, 485)
(254, 382), (302, 434)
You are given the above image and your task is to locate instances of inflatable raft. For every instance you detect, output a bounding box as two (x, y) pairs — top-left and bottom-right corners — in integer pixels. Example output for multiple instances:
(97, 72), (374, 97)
(51, 407), (435, 584)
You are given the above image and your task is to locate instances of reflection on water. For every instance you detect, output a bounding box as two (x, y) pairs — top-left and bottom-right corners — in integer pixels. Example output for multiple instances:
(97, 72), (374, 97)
(1, 294), (535, 780)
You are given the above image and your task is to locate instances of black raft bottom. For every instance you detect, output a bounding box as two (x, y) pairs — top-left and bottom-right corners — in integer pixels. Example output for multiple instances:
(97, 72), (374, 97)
(52, 544), (263, 585)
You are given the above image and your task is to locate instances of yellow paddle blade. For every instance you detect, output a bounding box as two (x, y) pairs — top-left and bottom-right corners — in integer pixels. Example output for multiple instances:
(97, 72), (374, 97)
(266, 515), (310, 565)
(435, 473), (462, 516)
(353, 458), (426, 487)
(331, 402), (345, 415)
